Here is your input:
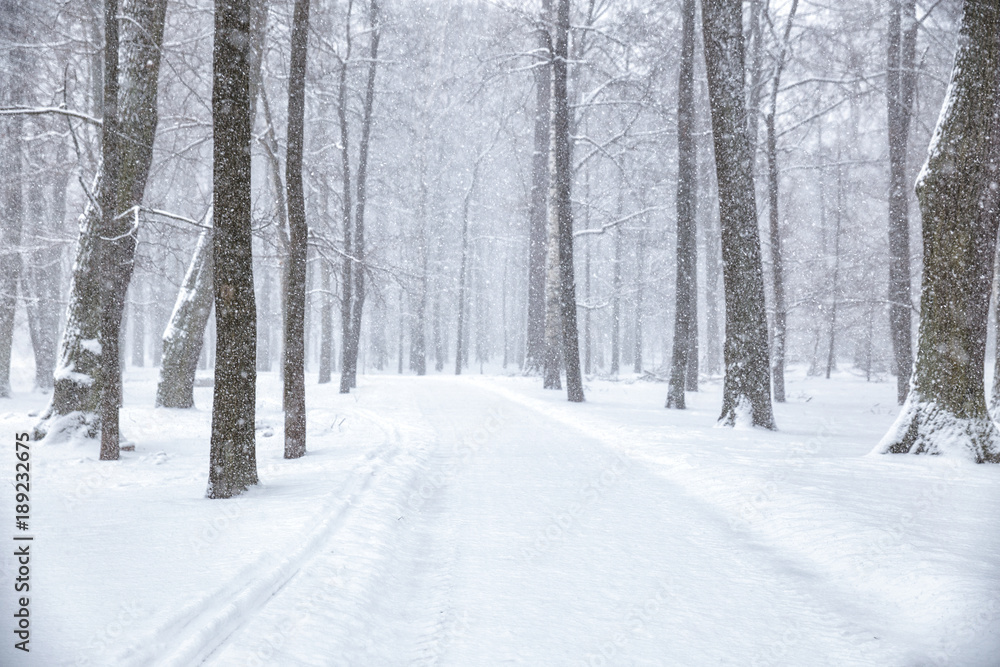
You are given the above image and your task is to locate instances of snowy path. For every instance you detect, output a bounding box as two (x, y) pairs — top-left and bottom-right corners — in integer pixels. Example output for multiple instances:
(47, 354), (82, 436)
(200, 378), (907, 666)
(3, 372), (997, 666)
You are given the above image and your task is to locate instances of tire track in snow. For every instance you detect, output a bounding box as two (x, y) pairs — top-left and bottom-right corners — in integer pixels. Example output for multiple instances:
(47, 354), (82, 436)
(109, 408), (407, 667)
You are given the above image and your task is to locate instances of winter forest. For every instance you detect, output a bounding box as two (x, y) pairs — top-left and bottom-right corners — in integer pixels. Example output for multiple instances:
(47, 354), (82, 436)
(1, 0), (999, 663)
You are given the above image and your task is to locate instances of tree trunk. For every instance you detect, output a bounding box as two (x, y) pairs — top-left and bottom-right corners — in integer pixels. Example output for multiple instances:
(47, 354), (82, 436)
(341, 0), (381, 392)
(282, 0), (310, 459)
(130, 281), (145, 367)
(667, 0), (698, 409)
(156, 217), (214, 409)
(412, 161), (429, 376)
(0, 115), (23, 400)
(455, 161), (481, 376)
(825, 157), (843, 379)
(525, 0), (552, 373)
(702, 151), (723, 377)
(551, 0), (583, 403)
(634, 229), (646, 374)
(0, 0), (28, 399)
(702, 0), (775, 429)
(610, 223), (622, 377)
(36, 0), (167, 442)
(208, 0), (259, 497)
(877, 0), (1000, 463)
(22, 138), (66, 392)
(887, 0), (918, 405)
(337, 4), (355, 394)
(319, 256), (333, 383)
(766, 0), (799, 403)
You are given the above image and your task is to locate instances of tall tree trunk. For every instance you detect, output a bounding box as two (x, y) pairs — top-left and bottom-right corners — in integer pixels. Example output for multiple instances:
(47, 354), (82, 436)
(319, 256), (333, 383)
(341, 0), (381, 392)
(23, 138), (67, 392)
(283, 0), (311, 459)
(0, 0), (28, 399)
(130, 281), (145, 367)
(877, 0), (1000, 463)
(634, 228), (646, 374)
(551, 0), (584, 402)
(337, 2), (355, 394)
(433, 235), (445, 372)
(525, 0), (552, 373)
(702, 146), (723, 377)
(825, 157), (843, 379)
(36, 0), (168, 442)
(0, 117), (23, 399)
(667, 0), (698, 409)
(702, 0), (775, 429)
(208, 0), (259, 497)
(455, 162), (481, 376)
(610, 223), (622, 377)
(412, 161), (429, 375)
(765, 0), (799, 403)
(887, 0), (918, 405)
(156, 214), (214, 409)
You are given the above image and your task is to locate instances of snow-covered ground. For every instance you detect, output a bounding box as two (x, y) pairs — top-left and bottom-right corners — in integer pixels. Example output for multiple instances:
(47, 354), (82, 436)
(2, 363), (998, 666)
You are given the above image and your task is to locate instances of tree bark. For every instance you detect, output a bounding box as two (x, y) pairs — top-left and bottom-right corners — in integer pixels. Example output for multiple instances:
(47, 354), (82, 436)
(667, 0), (698, 409)
(208, 0), (259, 497)
(282, 0), (311, 460)
(35, 0), (168, 442)
(887, 0), (918, 405)
(156, 215), (214, 409)
(702, 0), (775, 429)
(877, 0), (1000, 463)
(765, 0), (799, 404)
(0, 0), (28, 399)
(336, 14), (354, 393)
(455, 161), (481, 376)
(341, 0), (381, 392)
(319, 255), (333, 383)
(551, 0), (584, 403)
(525, 0), (552, 373)
(634, 229), (646, 374)
(0, 117), (23, 400)
(610, 223), (622, 377)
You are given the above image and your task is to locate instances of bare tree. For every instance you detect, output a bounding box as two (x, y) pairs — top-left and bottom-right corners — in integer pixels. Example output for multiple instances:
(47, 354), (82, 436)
(877, 0), (1000, 463)
(886, 0), (918, 405)
(666, 0), (698, 410)
(702, 0), (775, 428)
(764, 0), (799, 403)
(35, 0), (168, 443)
(525, 0), (552, 373)
(550, 0), (584, 403)
(340, 0), (381, 393)
(156, 213), (214, 409)
(208, 0), (259, 498)
(283, 0), (312, 459)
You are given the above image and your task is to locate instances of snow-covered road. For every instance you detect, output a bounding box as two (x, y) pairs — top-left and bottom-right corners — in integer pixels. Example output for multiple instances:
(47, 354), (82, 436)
(3, 372), (998, 665)
(205, 377), (905, 666)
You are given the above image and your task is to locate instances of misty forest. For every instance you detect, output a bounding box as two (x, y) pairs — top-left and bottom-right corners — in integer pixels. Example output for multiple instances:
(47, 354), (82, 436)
(1, 0), (999, 664)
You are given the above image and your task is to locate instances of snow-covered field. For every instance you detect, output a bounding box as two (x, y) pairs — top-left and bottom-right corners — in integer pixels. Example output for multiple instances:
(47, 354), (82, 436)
(2, 363), (998, 666)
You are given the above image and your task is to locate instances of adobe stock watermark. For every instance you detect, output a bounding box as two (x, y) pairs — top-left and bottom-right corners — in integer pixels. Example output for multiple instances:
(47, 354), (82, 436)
(580, 576), (678, 666)
(75, 600), (153, 665)
(728, 418), (835, 531)
(522, 450), (632, 561)
(406, 406), (506, 512)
